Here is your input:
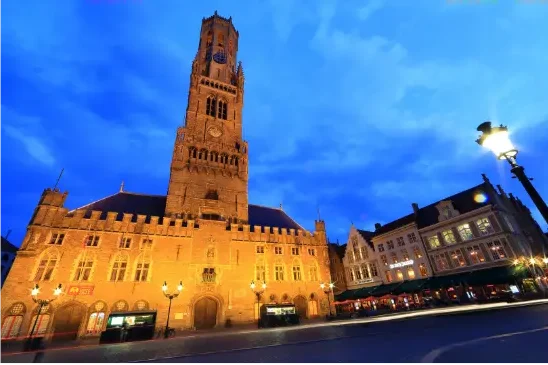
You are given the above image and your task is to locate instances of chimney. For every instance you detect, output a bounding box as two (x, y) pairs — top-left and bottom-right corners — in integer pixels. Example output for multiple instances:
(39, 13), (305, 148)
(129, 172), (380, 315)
(374, 223), (382, 230)
(411, 203), (419, 215)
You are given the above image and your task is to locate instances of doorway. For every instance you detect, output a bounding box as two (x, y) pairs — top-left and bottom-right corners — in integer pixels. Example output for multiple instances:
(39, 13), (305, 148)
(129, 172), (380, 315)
(293, 296), (308, 319)
(193, 297), (217, 329)
(52, 304), (85, 342)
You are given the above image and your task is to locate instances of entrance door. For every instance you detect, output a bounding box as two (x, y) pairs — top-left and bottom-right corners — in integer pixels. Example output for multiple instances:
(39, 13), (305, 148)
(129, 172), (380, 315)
(293, 296), (308, 319)
(52, 304), (85, 342)
(194, 297), (217, 329)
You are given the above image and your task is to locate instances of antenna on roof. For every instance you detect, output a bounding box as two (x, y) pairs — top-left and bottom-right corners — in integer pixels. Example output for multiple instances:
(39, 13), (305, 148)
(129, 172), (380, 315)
(279, 201), (283, 210)
(4, 229), (12, 240)
(53, 168), (64, 191)
(120, 180), (125, 192)
(317, 206), (321, 220)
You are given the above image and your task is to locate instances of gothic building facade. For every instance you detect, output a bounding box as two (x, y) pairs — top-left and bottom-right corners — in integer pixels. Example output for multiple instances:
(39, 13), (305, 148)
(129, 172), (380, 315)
(1, 13), (332, 342)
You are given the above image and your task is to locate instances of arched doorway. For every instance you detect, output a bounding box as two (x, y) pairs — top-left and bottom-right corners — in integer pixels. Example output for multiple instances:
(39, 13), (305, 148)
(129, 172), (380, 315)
(194, 297), (217, 329)
(293, 295), (308, 319)
(52, 303), (85, 342)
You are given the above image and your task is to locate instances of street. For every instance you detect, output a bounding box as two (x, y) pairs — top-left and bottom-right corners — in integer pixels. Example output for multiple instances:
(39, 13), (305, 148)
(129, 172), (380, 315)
(3, 302), (548, 363)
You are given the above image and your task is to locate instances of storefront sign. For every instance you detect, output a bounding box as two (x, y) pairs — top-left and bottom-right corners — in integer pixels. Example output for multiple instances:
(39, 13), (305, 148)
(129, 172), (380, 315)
(389, 260), (414, 269)
(67, 285), (95, 296)
(355, 278), (374, 285)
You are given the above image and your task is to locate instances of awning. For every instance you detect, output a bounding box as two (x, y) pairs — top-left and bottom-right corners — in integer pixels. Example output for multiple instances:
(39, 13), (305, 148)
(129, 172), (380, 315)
(393, 279), (428, 294)
(370, 282), (403, 296)
(421, 272), (471, 290)
(334, 285), (380, 302)
(465, 265), (530, 286)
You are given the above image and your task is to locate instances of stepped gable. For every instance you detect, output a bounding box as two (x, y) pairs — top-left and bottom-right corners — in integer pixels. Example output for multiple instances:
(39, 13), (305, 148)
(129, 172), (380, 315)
(357, 229), (375, 250)
(69, 192), (303, 231)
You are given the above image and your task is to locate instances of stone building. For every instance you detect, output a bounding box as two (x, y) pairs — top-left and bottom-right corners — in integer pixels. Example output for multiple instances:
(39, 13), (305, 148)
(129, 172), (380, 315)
(0, 13), (332, 342)
(1, 236), (18, 287)
(327, 243), (347, 295)
(343, 227), (382, 291)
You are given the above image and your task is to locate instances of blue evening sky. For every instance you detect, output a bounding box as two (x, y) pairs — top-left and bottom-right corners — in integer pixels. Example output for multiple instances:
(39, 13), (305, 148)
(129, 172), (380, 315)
(2, 0), (548, 246)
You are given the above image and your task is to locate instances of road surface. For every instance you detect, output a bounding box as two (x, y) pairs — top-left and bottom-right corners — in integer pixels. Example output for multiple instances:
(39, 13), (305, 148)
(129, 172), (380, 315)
(3, 302), (548, 363)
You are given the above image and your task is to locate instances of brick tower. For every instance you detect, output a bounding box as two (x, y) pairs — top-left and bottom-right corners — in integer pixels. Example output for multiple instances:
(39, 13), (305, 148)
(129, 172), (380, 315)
(165, 12), (248, 223)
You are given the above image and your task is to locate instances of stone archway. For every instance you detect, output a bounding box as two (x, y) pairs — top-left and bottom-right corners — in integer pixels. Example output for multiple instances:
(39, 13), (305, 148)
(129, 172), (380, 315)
(293, 295), (308, 319)
(193, 297), (218, 330)
(52, 302), (86, 342)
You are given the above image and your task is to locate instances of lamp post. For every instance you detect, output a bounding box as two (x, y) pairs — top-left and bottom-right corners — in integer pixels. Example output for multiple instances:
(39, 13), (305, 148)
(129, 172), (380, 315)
(320, 282), (335, 317)
(27, 284), (62, 349)
(476, 121), (548, 225)
(161, 281), (183, 339)
(250, 280), (266, 327)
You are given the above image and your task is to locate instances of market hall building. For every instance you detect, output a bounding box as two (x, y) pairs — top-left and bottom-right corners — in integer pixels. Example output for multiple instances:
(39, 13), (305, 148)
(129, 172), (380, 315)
(0, 13), (332, 343)
(334, 174), (548, 312)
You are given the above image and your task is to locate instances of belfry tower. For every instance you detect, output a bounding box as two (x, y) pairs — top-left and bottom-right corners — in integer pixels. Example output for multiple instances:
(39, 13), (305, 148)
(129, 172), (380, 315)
(165, 12), (248, 223)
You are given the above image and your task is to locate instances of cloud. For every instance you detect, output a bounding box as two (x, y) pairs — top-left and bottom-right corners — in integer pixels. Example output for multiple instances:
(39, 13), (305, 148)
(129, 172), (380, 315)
(357, 0), (385, 21)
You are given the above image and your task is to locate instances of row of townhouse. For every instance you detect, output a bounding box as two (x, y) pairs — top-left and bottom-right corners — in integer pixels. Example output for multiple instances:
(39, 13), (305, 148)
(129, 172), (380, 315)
(329, 174), (548, 297)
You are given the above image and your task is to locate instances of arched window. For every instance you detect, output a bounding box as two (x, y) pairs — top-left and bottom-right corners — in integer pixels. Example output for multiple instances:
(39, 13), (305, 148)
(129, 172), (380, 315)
(308, 263), (319, 282)
(86, 301), (107, 335)
(217, 101), (227, 120)
(133, 300), (149, 311)
(255, 258), (266, 282)
(274, 261), (285, 281)
(206, 31), (212, 47)
(33, 249), (59, 281)
(206, 97), (217, 117)
(218, 33), (225, 47)
(220, 153), (228, 164)
(1, 303), (25, 339)
(199, 149), (208, 160)
(73, 253), (95, 282)
(292, 260), (302, 281)
(134, 253), (151, 282)
(109, 253), (129, 282)
(29, 304), (51, 337)
(189, 147), (197, 159)
(209, 151), (218, 162)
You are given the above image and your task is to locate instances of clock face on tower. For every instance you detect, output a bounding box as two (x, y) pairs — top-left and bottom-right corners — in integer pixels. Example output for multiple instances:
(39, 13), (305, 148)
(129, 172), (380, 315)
(213, 51), (227, 64)
(208, 127), (222, 138)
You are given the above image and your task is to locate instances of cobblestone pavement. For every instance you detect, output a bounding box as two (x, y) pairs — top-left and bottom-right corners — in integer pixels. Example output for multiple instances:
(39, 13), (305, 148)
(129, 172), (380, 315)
(3, 302), (548, 363)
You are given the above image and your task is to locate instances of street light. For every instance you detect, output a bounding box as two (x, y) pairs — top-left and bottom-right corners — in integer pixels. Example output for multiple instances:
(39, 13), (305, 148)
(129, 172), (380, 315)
(28, 284), (62, 346)
(250, 280), (266, 327)
(476, 121), (548, 225)
(320, 282), (335, 317)
(161, 281), (183, 338)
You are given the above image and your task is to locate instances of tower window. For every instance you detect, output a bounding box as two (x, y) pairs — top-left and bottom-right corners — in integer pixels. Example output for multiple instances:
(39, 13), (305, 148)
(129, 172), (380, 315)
(218, 33), (225, 47)
(206, 97), (217, 117)
(217, 101), (227, 120)
(206, 31), (212, 47)
(205, 190), (219, 200)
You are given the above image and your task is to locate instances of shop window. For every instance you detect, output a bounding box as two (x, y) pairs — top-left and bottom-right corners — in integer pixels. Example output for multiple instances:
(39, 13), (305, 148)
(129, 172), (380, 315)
(86, 312), (105, 335)
(407, 267), (415, 280)
(396, 270), (404, 281)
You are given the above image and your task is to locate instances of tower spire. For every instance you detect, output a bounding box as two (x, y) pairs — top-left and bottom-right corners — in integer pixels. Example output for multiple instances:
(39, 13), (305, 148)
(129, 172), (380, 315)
(120, 180), (125, 192)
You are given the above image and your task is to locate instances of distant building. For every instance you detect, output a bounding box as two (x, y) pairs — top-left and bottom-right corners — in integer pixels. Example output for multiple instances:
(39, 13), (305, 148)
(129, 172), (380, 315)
(1, 237), (18, 287)
(343, 227), (382, 291)
(327, 243), (348, 295)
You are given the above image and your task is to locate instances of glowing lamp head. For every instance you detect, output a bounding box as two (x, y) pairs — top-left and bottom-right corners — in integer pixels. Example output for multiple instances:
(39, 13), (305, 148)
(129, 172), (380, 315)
(177, 281), (183, 292)
(250, 281), (256, 290)
(329, 283), (334, 289)
(543, 258), (548, 264)
(473, 192), (488, 204)
(162, 281), (168, 292)
(529, 258), (536, 265)
(476, 122), (517, 160)
(513, 259), (520, 265)
(261, 282), (267, 290)
(31, 284), (40, 296)
(53, 284), (62, 296)
(320, 283), (326, 290)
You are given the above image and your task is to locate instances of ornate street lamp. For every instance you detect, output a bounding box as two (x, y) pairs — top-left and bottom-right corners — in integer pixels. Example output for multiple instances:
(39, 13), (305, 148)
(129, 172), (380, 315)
(320, 282), (335, 317)
(250, 280), (266, 326)
(161, 281), (183, 338)
(476, 121), (548, 225)
(28, 284), (62, 346)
